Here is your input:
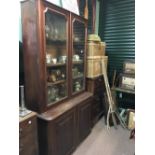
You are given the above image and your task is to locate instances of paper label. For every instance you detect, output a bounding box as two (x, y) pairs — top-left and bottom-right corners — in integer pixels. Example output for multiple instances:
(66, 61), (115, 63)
(122, 77), (135, 86)
(62, 0), (79, 15)
(122, 77), (135, 89)
(45, 0), (61, 6)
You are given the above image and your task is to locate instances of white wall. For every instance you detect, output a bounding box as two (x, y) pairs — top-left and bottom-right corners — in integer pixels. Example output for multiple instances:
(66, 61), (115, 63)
(19, 2), (22, 42)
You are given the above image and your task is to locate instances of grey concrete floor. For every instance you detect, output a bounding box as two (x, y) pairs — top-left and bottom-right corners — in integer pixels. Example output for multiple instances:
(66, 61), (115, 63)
(72, 117), (135, 155)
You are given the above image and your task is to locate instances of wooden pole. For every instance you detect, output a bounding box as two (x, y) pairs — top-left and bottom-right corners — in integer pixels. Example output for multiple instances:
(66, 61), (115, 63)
(84, 0), (88, 19)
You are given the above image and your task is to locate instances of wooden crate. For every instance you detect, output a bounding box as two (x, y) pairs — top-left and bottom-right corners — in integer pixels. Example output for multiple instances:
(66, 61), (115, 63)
(86, 56), (108, 78)
(101, 56), (108, 70)
(87, 41), (105, 57)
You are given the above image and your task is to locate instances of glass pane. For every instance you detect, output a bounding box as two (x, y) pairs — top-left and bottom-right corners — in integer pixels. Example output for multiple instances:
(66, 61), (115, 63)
(47, 83), (67, 104)
(72, 20), (85, 94)
(45, 10), (68, 105)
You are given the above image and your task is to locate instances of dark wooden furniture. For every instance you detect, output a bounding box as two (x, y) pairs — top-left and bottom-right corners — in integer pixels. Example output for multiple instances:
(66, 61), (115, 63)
(86, 75), (105, 126)
(37, 92), (93, 155)
(112, 87), (135, 109)
(21, 0), (87, 113)
(19, 112), (39, 155)
(21, 1), (94, 155)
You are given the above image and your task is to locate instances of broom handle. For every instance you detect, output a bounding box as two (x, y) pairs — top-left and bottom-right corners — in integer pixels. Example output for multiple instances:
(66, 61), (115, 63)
(101, 60), (127, 129)
(84, 0), (88, 19)
(101, 60), (117, 129)
(101, 60), (114, 109)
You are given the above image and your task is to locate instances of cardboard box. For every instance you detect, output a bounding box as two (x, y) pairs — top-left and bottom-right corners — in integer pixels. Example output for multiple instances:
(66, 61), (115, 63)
(86, 56), (108, 78)
(87, 41), (106, 57)
(127, 109), (135, 130)
(100, 42), (106, 55)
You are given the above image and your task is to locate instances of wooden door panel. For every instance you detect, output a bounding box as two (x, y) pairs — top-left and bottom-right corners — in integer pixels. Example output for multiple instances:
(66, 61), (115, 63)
(78, 100), (91, 143)
(54, 109), (76, 155)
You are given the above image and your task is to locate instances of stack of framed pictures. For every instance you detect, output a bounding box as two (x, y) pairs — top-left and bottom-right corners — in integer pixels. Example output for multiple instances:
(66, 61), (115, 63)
(123, 60), (135, 74)
(119, 60), (135, 91)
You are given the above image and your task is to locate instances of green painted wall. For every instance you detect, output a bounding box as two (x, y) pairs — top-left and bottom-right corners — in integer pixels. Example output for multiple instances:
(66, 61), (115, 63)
(99, 0), (135, 83)
(95, 0), (100, 34)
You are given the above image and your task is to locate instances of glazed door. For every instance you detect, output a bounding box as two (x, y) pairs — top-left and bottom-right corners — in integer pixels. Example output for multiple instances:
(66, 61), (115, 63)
(43, 7), (69, 106)
(71, 16), (87, 95)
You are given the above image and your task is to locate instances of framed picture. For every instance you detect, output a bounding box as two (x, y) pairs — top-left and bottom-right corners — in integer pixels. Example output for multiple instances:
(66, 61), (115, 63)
(61, 0), (79, 15)
(123, 60), (135, 74)
(119, 73), (135, 90)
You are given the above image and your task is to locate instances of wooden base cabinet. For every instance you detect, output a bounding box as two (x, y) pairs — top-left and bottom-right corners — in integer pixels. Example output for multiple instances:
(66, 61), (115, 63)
(38, 92), (93, 155)
(53, 109), (76, 155)
(19, 112), (39, 155)
(77, 99), (91, 145)
(86, 76), (105, 126)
